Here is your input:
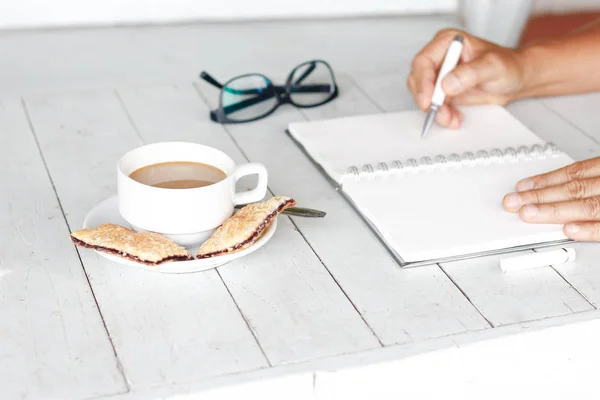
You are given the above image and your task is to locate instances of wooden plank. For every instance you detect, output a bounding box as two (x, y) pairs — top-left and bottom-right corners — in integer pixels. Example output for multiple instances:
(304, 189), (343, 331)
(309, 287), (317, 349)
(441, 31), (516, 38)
(300, 75), (381, 120)
(23, 90), (269, 390)
(118, 84), (381, 365)
(541, 93), (600, 144)
(548, 243), (600, 308)
(216, 217), (382, 364)
(195, 76), (490, 347)
(440, 252), (593, 326)
(0, 16), (460, 100)
(348, 68), (416, 113)
(0, 100), (126, 399)
(117, 85), (244, 159)
(350, 73), (596, 325)
(507, 99), (600, 161)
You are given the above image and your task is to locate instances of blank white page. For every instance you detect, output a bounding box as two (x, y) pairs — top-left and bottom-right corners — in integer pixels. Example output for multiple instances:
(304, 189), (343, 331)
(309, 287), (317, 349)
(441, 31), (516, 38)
(288, 105), (547, 184)
(342, 153), (572, 263)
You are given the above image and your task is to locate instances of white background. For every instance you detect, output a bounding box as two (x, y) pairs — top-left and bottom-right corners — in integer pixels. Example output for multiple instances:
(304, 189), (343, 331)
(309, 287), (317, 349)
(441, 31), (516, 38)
(0, 0), (599, 30)
(0, 0), (457, 29)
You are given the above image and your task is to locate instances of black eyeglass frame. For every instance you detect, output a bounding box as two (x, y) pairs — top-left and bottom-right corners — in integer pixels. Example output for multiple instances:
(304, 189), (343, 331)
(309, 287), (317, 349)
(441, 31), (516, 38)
(199, 59), (339, 124)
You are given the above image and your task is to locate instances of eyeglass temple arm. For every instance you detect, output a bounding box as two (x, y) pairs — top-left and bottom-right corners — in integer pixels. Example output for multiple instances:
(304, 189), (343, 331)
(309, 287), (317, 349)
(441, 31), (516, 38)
(282, 84), (333, 93)
(199, 71), (224, 89)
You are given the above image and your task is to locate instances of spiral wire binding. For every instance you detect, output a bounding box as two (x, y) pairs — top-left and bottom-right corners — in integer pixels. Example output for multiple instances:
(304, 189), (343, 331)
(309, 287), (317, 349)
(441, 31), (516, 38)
(342, 143), (562, 182)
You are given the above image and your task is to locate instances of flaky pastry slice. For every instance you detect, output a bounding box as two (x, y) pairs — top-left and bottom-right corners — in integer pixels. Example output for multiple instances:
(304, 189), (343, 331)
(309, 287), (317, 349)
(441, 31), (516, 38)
(197, 196), (296, 259)
(71, 223), (193, 265)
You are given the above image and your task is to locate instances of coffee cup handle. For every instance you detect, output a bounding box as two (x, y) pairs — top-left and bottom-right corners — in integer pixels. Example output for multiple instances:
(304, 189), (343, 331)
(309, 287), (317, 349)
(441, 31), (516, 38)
(233, 163), (269, 205)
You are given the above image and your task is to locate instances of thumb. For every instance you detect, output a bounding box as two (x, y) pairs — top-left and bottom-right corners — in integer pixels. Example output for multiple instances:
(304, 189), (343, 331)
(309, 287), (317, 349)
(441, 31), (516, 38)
(441, 53), (505, 96)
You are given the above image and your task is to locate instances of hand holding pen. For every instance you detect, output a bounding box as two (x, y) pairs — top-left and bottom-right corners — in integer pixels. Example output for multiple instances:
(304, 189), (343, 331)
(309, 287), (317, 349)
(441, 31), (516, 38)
(407, 29), (528, 136)
(408, 26), (600, 242)
(421, 34), (464, 138)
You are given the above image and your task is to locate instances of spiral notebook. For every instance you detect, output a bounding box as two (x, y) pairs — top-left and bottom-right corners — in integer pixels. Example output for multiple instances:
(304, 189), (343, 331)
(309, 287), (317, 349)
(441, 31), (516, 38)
(288, 105), (574, 267)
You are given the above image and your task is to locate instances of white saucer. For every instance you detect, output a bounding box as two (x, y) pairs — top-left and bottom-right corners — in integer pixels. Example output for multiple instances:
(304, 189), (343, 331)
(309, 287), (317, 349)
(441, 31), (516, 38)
(82, 195), (277, 274)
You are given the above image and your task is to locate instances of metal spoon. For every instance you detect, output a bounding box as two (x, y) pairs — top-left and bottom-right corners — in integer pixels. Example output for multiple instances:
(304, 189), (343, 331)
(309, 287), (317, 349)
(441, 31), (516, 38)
(234, 204), (326, 218)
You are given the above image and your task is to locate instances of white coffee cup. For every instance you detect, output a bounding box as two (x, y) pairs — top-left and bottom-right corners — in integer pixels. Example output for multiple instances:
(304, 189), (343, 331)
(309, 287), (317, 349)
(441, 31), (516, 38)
(117, 142), (268, 248)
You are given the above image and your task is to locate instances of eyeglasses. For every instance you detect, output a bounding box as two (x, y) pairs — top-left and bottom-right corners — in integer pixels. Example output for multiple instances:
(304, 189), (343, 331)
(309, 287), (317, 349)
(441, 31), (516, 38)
(199, 60), (339, 124)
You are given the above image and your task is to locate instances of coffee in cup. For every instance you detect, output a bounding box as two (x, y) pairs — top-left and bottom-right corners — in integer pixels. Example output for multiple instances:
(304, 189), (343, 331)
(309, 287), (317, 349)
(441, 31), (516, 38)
(129, 161), (227, 189)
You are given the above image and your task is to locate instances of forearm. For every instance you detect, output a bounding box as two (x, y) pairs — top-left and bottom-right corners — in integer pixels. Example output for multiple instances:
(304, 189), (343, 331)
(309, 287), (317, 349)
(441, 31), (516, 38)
(516, 19), (600, 99)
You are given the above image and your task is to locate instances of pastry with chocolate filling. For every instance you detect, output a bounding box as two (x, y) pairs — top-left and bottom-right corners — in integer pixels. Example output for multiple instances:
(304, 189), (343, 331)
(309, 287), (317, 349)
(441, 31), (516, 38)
(71, 223), (193, 265)
(197, 196), (296, 259)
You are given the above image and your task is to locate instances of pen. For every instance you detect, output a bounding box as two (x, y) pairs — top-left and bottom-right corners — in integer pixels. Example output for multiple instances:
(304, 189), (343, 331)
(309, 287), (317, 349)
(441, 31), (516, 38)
(421, 34), (464, 138)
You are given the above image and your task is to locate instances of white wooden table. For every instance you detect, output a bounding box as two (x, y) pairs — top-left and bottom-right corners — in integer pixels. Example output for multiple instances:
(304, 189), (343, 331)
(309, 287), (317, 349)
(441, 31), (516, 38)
(3, 16), (600, 400)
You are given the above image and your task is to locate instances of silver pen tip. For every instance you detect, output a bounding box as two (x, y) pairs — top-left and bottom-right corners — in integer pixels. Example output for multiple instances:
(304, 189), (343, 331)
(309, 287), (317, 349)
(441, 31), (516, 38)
(421, 106), (438, 138)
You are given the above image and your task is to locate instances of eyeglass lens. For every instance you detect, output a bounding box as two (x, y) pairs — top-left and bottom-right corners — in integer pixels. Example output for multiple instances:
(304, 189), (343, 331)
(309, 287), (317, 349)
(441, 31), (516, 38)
(289, 61), (336, 106)
(221, 75), (277, 122)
